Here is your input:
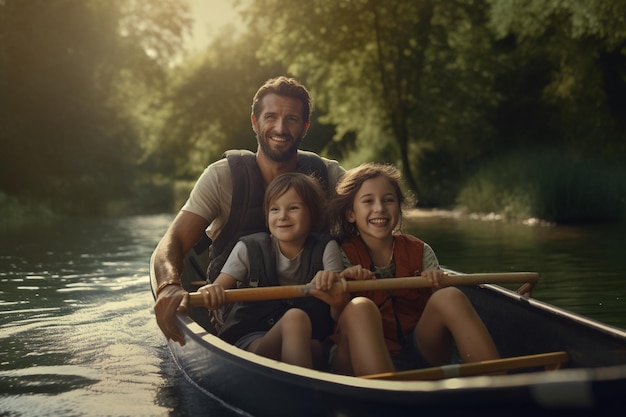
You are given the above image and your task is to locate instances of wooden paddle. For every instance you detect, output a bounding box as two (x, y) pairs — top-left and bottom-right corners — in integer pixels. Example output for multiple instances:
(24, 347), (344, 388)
(188, 272), (538, 307)
(360, 351), (569, 381)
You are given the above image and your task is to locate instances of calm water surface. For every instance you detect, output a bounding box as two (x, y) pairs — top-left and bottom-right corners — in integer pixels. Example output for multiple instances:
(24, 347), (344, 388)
(0, 215), (240, 417)
(406, 212), (626, 329)
(0, 213), (624, 416)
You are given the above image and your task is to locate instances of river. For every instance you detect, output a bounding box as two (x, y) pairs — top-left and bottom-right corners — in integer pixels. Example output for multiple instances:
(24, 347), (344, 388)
(1, 213), (624, 416)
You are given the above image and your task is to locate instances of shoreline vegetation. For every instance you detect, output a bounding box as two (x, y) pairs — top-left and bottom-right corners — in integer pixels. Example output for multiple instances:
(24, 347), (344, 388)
(454, 150), (626, 224)
(0, 192), (59, 231)
(3, 2), (625, 236)
(0, 203), (618, 232)
(2, 150), (624, 232)
(3, 149), (625, 232)
(0, 152), (626, 231)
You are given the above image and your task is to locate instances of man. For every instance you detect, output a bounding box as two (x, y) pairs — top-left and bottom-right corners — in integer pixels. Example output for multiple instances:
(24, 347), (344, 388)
(152, 76), (345, 345)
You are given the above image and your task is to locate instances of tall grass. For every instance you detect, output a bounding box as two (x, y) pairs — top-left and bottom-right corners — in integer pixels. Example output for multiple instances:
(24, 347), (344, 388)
(456, 150), (626, 223)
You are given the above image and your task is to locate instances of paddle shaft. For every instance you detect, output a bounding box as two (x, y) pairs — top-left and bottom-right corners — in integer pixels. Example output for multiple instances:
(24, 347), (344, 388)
(361, 351), (568, 381)
(188, 272), (538, 307)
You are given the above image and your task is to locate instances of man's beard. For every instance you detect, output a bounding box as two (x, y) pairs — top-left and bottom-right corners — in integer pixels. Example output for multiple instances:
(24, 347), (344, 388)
(257, 133), (302, 163)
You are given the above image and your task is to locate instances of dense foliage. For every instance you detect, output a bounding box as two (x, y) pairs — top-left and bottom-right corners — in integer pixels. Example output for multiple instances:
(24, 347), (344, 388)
(1, 0), (624, 222)
(0, 0), (190, 214)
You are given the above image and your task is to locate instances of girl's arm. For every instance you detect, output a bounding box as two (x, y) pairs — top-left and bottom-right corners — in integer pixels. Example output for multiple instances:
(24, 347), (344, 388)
(341, 264), (376, 281)
(309, 240), (354, 320)
(422, 243), (440, 270)
(421, 269), (447, 291)
(421, 243), (444, 291)
(309, 270), (348, 320)
(310, 265), (376, 320)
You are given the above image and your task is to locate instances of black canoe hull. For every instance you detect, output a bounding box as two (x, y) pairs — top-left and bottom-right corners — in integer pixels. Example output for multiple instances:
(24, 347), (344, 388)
(151, 251), (626, 416)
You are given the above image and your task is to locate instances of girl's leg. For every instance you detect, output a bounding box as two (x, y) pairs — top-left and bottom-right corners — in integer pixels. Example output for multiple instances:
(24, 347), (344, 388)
(247, 308), (313, 368)
(415, 287), (499, 366)
(332, 297), (394, 376)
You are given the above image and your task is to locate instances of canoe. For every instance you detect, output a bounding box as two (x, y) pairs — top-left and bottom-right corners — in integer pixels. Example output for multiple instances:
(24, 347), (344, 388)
(150, 249), (626, 417)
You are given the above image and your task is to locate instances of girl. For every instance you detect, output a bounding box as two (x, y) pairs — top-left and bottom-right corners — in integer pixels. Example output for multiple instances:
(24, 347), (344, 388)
(331, 163), (500, 370)
(197, 172), (392, 375)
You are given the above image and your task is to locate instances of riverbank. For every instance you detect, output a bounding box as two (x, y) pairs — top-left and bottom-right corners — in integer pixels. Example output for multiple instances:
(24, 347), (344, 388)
(405, 207), (552, 227)
(0, 191), (58, 231)
(405, 208), (457, 218)
(455, 150), (626, 224)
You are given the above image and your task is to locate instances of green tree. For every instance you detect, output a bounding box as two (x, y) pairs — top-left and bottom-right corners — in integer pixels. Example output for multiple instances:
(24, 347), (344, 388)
(240, 0), (502, 204)
(0, 0), (190, 213)
(487, 0), (626, 163)
(148, 25), (287, 180)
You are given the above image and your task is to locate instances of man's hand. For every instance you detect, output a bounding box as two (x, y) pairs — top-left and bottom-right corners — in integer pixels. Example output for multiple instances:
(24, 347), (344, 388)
(154, 284), (189, 346)
(152, 210), (210, 346)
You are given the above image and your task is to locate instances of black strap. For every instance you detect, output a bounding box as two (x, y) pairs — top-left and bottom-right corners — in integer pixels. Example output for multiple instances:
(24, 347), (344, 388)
(376, 293), (406, 345)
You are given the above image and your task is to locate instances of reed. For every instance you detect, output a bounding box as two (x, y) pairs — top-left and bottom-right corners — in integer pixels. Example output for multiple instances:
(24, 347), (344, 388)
(456, 150), (626, 223)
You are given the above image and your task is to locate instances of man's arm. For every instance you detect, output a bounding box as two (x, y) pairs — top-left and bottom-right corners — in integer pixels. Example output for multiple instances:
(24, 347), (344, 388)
(152, 210), (209, 345)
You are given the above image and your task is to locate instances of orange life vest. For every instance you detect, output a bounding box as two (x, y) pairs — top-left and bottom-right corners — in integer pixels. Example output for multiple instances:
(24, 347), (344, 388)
(342, 235), (430, 355)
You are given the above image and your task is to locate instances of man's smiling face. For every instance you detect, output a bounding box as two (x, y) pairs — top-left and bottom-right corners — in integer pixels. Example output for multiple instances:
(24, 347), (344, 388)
(252, 93), (308, 163)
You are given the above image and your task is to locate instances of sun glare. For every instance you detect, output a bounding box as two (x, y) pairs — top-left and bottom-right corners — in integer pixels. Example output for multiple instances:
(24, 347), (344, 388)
(186, 0), (244, 51)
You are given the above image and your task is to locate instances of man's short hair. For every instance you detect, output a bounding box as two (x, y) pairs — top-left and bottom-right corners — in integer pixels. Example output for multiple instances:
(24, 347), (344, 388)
(251, 76), (313, 123)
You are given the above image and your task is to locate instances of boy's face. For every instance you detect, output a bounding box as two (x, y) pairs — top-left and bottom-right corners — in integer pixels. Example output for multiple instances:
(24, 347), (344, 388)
(268, 187), (311, 249)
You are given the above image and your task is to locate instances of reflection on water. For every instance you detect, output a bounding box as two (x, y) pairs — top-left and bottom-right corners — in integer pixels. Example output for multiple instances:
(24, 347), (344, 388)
(0, 213), (624, 416)
(405, 213), (626, 329)
(0, 215), (240, 417)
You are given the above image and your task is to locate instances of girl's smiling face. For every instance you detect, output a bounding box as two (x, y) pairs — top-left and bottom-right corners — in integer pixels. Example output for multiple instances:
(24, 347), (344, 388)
(268, 187), (311, 248)
(346, 176), (400, 244)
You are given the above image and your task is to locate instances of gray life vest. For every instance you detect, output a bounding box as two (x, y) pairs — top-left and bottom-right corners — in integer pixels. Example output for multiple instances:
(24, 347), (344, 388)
(205, 149), (330, 281)
(217, 232), (336, 344)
